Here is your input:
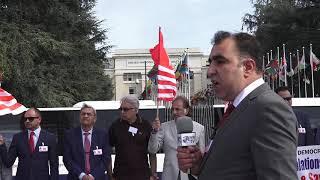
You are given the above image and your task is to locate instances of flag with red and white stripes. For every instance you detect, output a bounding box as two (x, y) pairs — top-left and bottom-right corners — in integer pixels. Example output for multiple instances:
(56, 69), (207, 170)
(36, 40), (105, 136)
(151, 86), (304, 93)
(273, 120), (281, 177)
(150, 27), (176, 101)
(0, 88), (27, 115)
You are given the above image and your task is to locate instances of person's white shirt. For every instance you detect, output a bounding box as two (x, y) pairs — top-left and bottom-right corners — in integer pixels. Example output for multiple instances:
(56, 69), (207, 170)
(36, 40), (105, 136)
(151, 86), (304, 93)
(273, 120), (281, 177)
(233, 78), (265, 107)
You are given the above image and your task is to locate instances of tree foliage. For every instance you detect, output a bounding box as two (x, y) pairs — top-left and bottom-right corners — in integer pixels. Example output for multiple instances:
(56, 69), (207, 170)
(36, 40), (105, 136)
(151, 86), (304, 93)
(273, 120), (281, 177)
(243, 0), (320, 52)
(0, 0), (113, 107)
(243, 0), (320, 97)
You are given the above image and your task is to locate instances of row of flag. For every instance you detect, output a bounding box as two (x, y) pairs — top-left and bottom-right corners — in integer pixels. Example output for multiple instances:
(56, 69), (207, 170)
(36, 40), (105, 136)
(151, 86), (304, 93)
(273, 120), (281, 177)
(264, 44), (320, 97)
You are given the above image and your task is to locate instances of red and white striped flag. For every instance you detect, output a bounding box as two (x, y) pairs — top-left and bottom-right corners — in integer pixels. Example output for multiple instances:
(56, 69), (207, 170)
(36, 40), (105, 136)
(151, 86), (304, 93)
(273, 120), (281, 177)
(0, 88), (27, 115)
(150, 28), (176, 101)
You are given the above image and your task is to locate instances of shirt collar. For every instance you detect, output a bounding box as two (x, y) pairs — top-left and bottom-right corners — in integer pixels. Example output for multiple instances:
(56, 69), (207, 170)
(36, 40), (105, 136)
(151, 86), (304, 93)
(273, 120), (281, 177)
(233, 78), (265, 107)
(28, 126), (41, 138)
(81, 128), (93, 135)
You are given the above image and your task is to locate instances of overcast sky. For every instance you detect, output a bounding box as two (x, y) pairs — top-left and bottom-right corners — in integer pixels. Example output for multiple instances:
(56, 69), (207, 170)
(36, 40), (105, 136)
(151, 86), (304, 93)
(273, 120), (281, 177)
(94, 0), (254, 54)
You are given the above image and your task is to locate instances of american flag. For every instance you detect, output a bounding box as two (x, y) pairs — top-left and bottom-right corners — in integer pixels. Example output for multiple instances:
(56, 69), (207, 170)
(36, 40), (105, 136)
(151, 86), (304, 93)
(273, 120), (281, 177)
(0, 88), (27, 115)
(150, 28), (176, 101)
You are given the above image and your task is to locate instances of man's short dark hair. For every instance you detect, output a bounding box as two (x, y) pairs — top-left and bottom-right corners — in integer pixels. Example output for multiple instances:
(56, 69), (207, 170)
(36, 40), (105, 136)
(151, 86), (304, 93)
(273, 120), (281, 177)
(172, 96), (192, 117)
(211, 31), (263, 72)
(27, 107), (42, 118)
(275, 86), (290, 94)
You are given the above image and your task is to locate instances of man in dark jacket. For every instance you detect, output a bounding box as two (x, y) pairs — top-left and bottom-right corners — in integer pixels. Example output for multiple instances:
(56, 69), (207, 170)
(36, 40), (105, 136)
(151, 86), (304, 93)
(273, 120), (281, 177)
(63, 104), (111, 180)
(276, 86), (315, 146)
(0, 107), (58, 180)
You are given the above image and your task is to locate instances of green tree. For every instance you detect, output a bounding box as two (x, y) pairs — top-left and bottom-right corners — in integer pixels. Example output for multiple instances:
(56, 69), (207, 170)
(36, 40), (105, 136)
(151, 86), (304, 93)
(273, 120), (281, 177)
(243, 0), (320, 97)
(0, 0), (113, 107)
(243, 0), (320, 52)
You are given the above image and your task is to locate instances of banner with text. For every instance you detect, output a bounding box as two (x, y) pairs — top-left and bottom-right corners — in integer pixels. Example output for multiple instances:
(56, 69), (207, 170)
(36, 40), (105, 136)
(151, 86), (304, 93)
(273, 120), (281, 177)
(297, 145), (320, 180)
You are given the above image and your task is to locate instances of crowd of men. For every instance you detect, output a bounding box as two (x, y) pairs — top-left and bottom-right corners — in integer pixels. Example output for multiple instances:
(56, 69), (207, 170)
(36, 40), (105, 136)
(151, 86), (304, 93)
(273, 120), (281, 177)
(0, 31), (319, 180)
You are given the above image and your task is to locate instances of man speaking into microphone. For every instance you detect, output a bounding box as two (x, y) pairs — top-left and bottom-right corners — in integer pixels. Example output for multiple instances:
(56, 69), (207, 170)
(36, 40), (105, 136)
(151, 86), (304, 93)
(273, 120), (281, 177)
(148, 96), (205, 180)
(177, 31), (298, 179)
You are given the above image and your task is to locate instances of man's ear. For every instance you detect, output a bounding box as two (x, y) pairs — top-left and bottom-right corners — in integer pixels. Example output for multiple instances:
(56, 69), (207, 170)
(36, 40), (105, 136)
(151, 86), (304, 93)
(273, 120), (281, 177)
(243, 58), (256, 77)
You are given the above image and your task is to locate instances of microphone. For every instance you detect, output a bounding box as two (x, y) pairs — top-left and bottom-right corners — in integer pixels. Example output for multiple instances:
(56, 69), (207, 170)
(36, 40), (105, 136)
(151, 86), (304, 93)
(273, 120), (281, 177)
(176, 116), (196, 147)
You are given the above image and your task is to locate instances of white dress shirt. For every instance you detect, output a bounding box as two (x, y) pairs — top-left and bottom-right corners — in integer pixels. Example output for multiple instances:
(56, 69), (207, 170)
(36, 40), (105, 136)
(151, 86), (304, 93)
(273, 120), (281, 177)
(233, 78), (265, 107)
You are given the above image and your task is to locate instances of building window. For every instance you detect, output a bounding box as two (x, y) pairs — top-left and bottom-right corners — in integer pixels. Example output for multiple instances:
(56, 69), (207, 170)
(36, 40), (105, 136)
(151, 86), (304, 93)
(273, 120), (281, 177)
(123, 73), (142, 82)
(129, 87), (136, 94)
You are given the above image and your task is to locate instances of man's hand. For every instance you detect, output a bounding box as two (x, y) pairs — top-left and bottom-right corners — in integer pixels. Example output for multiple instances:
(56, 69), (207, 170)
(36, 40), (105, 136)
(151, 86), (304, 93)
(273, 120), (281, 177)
(82, 174), (94, 180)
(0, 134), (5, 145)
(152, 117), (161, 132)
(177, 146), (203, 174)
(88, 174), (94, 180)
(150, 175), (158, 180)
(82, 175), (90, 180)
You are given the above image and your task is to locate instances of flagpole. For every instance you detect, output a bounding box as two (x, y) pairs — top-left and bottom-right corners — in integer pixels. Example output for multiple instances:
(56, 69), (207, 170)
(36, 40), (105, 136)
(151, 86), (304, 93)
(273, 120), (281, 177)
(262, 55), (265, 82)
(270, 50), (274, 90)
(303, 47), (307, 97)
(267, 53), (271, 87)
(310, 44), (315, 97)
(297, 50), (301, 97)
(283, 44), (287, 86)
(289, 52), (294, 96)
(187, 48), (191, 103)
(277, 47), (281, 87)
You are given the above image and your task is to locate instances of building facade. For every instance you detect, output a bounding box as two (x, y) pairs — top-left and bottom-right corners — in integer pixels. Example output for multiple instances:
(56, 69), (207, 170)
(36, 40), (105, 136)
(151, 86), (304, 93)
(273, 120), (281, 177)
(105, 48), (210, 101)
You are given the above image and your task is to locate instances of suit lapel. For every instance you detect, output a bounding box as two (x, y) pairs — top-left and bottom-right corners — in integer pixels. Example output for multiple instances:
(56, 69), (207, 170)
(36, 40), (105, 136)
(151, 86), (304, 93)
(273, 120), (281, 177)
(23, 131), (31, 155)
(90, 128), (96, 167)
(170, 121), (177, 148)
(214, 83), (270, 141)
(77, 127), (85, 168)
(199, 83), (270, 175)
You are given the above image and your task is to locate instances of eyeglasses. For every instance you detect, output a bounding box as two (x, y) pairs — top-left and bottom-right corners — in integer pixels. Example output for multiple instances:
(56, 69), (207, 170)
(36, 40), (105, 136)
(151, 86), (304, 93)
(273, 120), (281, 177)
(24, 117), (39, 122)
(119, 107), (134, 112)
(283, 97), (292, 101)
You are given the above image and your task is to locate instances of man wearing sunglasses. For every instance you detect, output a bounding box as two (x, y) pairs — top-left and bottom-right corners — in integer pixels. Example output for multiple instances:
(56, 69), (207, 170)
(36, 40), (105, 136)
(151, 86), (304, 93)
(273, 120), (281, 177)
(107, 96), (157, 180)
(276, 86), (315, 146)
(0, 107), (58, 180)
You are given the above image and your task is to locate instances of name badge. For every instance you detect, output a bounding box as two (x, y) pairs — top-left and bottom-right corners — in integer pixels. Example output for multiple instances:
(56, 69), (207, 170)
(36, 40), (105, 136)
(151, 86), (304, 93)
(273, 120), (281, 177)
(128, 126), (138, 136)
(298, 127), (306, 134)
(39, 143), (48, 152)
(93, 146), (102, 155)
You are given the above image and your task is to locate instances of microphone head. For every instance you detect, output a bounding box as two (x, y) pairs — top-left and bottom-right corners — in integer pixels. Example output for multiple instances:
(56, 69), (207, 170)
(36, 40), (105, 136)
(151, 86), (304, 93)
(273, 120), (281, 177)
(176, 116), (193, 134)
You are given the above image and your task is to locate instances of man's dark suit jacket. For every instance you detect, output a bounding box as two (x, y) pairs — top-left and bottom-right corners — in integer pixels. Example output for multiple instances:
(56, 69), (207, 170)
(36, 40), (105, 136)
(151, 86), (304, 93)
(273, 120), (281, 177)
(63, 127), (110, 180)
(0, 130), (58, 180)
(198, 83), (298, 180)
(294, 110), (315, 146)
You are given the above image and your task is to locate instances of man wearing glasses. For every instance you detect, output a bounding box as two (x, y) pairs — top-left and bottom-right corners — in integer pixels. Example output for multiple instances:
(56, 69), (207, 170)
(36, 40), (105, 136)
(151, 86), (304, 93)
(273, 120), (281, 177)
(0, 107), (58, 180)
(63, 104), (110, 180)
(275, 86), (315, 146)
(107, 96), (157, 180)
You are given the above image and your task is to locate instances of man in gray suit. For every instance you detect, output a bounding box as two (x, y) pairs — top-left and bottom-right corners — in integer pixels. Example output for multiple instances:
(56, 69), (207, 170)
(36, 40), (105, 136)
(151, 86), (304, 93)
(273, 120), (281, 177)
(177, 31), (298, 179)
(149, 96), (205, 180)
